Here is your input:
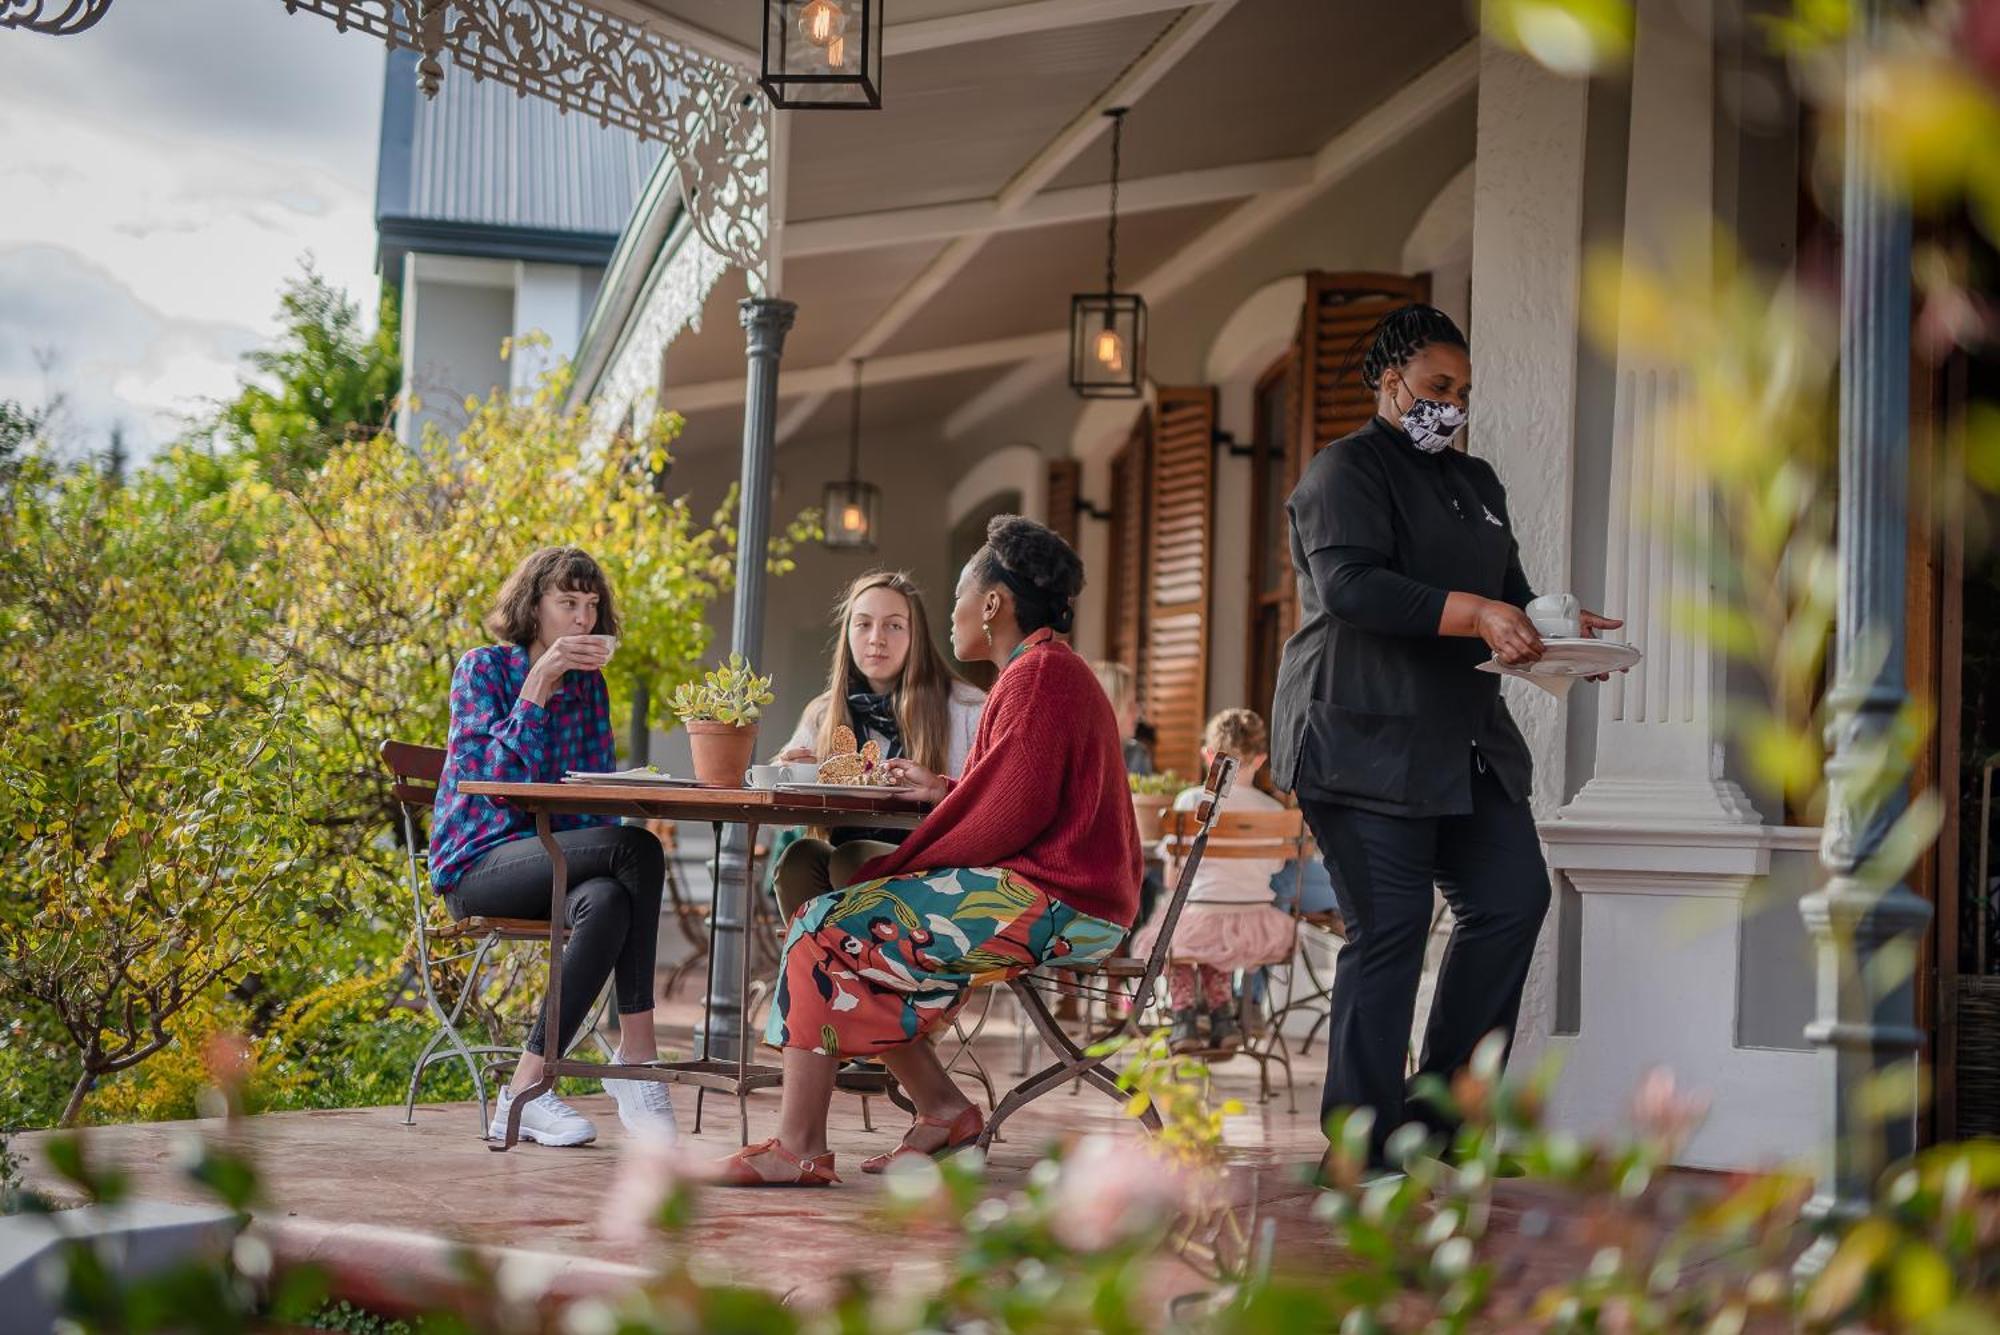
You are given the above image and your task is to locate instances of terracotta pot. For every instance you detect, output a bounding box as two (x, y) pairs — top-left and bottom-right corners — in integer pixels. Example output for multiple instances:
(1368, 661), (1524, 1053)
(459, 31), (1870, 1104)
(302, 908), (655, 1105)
(685, 720), (758, 788)
(1130, 792), (1171, 843)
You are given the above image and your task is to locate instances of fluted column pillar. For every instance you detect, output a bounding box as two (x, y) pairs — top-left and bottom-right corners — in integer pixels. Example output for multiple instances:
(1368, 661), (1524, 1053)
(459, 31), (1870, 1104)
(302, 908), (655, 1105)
(1562, 0), (1760, 829)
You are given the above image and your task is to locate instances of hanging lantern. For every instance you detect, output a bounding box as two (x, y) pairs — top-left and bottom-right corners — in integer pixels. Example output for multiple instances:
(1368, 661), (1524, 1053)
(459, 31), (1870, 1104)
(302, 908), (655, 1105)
(1070, 107), (1147, 399)
(823, 360), (880, 550)
(761, 0), (883, 110)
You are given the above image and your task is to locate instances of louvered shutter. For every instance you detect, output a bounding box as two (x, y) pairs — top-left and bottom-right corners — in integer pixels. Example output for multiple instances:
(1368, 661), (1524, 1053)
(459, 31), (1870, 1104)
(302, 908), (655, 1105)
(1045, 458), (1081, 550)
(1105, 413), (1150, 685)
(1282, 271), (1432, 642)
(1144, 387), (1217, 779)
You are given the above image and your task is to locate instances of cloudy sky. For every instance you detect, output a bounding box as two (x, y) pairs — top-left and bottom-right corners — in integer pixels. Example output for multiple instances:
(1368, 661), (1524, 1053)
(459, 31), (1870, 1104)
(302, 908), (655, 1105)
(0, 0), (385, 458)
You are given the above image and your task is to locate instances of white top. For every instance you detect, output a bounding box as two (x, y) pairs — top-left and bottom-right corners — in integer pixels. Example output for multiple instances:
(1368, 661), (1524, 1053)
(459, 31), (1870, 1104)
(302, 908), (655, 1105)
(1158, 782), (1288, 906)
(779, 680), (986, 777)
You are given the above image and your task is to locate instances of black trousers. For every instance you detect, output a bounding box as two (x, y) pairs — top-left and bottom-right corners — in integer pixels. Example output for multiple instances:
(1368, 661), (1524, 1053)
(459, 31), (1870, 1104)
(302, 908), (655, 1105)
(1299, 756), (1550, 1162)
(444, 824), (665, 1057)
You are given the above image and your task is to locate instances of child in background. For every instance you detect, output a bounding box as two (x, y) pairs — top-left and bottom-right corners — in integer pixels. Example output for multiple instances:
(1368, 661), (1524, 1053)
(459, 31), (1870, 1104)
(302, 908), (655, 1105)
(1091, 660), (1154, 776)
(1130, 708), (1298, 1052)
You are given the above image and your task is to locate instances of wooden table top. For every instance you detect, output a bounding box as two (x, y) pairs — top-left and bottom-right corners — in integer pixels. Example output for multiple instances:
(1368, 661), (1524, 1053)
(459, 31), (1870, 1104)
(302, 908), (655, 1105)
(459, 779), (932, 829)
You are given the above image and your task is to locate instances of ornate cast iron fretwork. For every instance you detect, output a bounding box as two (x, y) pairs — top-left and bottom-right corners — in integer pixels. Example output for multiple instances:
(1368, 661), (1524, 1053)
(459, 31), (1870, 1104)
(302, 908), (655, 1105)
(278, 0), (770, 285)
(589, 230), (730, 447)
(2, 0), (115, 34)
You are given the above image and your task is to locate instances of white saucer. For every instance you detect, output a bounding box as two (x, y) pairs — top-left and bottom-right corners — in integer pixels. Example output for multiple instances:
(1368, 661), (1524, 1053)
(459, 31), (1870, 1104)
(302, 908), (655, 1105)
(1476, 638), (1642, 678)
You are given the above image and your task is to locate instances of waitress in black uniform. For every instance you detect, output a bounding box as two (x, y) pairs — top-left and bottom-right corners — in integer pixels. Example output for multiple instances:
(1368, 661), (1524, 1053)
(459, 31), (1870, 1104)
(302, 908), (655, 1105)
(1269, 304), (1619, 1169)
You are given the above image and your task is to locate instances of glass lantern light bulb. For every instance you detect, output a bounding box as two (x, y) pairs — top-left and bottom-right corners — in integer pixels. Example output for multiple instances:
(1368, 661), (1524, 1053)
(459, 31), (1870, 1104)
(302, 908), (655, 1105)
(826, 32), (847, 68)
(798, 0), (843, 47)
(841, 502), (866, 532)
(1093, 326), (1126, 373)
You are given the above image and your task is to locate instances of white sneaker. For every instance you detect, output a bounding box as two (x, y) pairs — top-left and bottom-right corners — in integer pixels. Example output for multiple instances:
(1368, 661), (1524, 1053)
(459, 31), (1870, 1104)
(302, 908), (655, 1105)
(489, 1088), (597, 1146)
(603, 1073), (681, 1140)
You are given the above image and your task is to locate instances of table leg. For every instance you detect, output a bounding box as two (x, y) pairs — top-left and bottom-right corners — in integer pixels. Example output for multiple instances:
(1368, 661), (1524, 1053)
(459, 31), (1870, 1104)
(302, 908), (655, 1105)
(494, 812), (568, 1153)
(737, 820), (758, 1145)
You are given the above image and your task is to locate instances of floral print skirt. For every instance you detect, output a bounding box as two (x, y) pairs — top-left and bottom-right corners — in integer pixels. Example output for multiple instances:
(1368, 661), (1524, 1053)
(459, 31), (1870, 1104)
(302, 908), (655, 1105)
(763, 867), (1125, 1058)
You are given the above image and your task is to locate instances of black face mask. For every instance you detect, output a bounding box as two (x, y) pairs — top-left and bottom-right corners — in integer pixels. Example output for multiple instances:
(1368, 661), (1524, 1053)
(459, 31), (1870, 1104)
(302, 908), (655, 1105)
(1388, 374), (1468, 453)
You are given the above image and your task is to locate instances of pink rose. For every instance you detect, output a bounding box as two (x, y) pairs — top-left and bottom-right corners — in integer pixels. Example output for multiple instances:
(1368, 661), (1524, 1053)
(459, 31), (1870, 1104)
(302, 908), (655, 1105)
(1048, 1135), (1193, 1252)
(1629, 1067), (1711, 1152)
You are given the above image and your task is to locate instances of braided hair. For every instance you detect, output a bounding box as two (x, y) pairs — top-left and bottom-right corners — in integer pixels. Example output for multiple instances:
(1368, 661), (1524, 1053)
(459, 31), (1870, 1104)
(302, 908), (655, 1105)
(969, 515), (1084, 636)
(1354, 303), (1467, 391)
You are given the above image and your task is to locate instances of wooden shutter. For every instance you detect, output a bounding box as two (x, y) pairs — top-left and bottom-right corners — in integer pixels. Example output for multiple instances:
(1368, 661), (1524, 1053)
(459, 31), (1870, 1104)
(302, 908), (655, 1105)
(1291, 271), (1433, 486)
(1104, 413), (1151, 680)
(1281, 271), (1432, 643)
(1144, 386), (1217, 779)
(1045, 458), (1081, 550)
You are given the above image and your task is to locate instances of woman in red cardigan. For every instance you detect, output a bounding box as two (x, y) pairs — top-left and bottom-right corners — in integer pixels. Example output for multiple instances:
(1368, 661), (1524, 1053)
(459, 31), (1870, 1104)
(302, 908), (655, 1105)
(715, 515), (1142, 1187)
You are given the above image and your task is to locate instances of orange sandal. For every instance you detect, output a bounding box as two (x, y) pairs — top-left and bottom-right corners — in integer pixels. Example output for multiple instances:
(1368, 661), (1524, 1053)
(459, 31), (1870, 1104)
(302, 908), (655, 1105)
(860, 1104), (984, 1175)
(712, 1138), (841, 1187)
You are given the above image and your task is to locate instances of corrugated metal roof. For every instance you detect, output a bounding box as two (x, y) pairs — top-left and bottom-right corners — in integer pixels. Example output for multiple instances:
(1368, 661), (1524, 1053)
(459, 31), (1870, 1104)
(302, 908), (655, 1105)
(376, 47), (663, 236)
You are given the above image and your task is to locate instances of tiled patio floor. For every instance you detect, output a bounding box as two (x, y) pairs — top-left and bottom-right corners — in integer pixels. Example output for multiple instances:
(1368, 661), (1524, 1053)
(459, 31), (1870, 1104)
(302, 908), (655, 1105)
(15, 997), (1718, 1325)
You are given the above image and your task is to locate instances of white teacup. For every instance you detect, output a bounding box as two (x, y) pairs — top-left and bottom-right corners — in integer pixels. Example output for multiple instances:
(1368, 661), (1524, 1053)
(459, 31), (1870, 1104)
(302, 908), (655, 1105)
(745, 762), (813, 788)
(1525, 592), (1581, 639)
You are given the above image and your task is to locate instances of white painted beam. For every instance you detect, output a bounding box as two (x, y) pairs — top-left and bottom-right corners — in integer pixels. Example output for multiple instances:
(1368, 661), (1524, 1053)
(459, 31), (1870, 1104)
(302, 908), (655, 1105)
(665, 329), (1068, 414)
(886, 0), (1206, 56)
(783, 157), (1312, 257)
(943, 39), (1480, 439)
(771, 0), (1239, 442)
(611, 0), (1202, 71)
(597, 0), (760, 67)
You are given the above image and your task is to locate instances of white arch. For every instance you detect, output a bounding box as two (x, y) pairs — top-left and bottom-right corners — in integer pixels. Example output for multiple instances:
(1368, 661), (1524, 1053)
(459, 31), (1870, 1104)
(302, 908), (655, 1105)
(1067, 395), (1152, 468)
(1403, 162), (1474, 331)
(1203, 274), (1307, 387)
(947, 442), (1047, 527)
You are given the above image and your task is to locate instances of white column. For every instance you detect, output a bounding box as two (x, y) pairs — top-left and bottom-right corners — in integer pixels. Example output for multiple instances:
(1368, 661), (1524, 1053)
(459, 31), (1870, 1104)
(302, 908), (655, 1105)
(510, 263), (589, 394)
(1468, 41), (1590, 1066)
(1540, 0), (1828, 1171)
(1561, 0), (1760, 828)
(1469, 45), (1588, 819)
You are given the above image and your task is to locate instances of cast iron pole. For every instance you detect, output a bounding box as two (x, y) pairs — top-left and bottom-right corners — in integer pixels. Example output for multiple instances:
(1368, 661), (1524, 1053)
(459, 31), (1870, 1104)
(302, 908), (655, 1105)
(704, 295), (795, 1060)
(1796, 0), (1931, 1280)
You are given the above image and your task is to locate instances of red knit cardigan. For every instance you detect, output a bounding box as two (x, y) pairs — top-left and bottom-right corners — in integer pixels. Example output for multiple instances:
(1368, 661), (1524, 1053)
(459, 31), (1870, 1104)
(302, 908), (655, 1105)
(857, 629), (1143, 928)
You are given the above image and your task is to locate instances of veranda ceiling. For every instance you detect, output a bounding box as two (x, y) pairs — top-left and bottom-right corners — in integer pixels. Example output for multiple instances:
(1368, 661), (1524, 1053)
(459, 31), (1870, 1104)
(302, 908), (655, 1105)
(617, 0), (1476, 460)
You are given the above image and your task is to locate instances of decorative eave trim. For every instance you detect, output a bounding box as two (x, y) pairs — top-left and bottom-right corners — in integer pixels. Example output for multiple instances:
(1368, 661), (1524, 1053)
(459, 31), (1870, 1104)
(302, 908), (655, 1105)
(277, 0), (770, 289)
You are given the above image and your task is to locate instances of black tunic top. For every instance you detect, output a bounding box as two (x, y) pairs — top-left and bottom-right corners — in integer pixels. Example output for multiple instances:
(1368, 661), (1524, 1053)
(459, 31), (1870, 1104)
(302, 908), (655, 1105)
(1269, 416), (1537, 817)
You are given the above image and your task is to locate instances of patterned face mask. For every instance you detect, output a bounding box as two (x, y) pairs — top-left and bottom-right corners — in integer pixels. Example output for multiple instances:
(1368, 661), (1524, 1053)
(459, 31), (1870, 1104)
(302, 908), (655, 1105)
(1398, 395), (1467, 454)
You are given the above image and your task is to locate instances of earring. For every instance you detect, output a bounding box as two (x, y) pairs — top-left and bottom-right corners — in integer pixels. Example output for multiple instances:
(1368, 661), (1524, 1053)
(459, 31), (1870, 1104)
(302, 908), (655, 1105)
(981, 620), (994, 644)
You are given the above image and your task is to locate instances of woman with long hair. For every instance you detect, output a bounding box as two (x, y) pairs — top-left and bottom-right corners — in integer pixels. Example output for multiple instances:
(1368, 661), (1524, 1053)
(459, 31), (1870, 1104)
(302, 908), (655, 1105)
(714, 516), (1140, 1186)
(769, 570), (983, 918)
(430, 547), (679, 1147)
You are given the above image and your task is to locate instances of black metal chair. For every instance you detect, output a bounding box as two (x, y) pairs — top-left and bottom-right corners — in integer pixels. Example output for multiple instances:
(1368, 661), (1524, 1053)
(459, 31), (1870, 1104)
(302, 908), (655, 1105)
(976, 753), (1237, 1149)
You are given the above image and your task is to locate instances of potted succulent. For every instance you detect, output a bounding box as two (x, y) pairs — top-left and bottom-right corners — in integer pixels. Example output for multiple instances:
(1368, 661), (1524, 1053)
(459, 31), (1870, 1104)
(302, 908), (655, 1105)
(1128, 770), (1186, 843)
(670, 653), (775, 788)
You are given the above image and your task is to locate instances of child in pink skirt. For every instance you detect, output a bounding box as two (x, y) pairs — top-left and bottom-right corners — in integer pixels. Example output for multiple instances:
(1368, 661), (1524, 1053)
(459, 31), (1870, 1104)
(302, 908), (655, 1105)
(1131, 708), (1298, 1052)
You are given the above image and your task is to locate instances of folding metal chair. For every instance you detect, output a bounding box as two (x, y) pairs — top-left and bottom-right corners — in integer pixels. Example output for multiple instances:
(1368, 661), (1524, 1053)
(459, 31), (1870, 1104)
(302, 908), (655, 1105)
(1152, 804), (1307, 1113)
(976, 753), (1237, 1150)
(381, 740), (612, 1135)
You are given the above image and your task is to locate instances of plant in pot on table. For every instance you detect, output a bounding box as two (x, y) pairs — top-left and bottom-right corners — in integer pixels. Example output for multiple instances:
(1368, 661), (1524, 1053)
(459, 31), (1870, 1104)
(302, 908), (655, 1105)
(1129, 770), (1186, 843)
(671, 654), (775, 788)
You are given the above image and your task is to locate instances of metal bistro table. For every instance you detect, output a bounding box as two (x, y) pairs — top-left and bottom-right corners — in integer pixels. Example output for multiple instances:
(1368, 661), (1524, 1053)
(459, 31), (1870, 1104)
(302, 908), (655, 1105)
(460, 779), (931, 1150)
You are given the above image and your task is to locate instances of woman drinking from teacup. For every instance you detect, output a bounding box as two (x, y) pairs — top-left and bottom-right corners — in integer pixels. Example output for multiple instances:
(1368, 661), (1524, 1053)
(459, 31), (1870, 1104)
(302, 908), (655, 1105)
(713, 516), (1140, 1187)
(1268, 305), (1621, 1174)
(766, 571), (985, 917)
(430, 546), (679, 1148)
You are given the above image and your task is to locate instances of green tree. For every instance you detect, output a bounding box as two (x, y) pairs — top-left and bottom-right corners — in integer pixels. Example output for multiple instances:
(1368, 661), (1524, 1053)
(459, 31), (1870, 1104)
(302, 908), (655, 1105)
(197, 261), (401, 482)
